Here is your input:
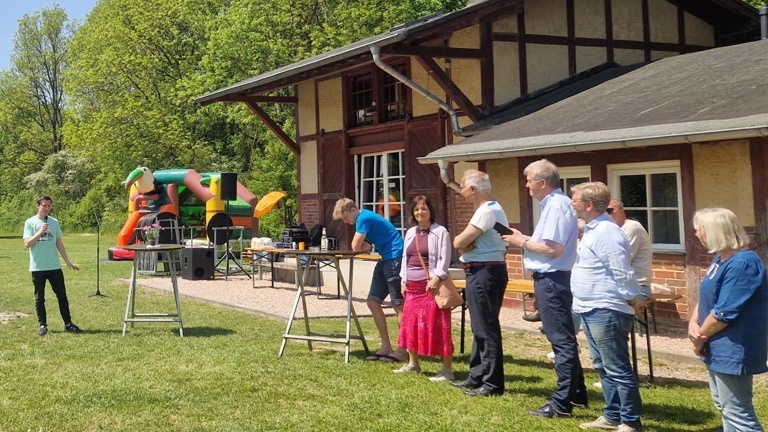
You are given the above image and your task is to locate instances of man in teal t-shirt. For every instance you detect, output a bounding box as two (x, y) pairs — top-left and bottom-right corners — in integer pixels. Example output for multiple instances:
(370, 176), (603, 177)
(333, 197), (405, 363)
(23, 195), (83, 336)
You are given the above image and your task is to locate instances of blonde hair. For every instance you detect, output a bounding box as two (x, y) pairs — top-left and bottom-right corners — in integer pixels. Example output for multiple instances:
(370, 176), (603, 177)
(332, 198), (357, 220)
(571, 182), (611, 212)
(692, 207), (750, 253)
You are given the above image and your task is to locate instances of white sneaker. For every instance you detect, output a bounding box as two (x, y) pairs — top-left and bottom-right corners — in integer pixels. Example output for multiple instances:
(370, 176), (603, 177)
(579, 416), (620, 430)
(429, 369), (455, 382)
(617, 424), (642, 432)
(393, 363), (421, 374)
(546, 351), (556, 360)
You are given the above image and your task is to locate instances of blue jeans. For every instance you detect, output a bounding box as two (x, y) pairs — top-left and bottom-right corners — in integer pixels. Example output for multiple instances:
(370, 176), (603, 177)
(534, 271), (586, 412)
(581, 308), (642, 428)
(707, 368), (764, 432)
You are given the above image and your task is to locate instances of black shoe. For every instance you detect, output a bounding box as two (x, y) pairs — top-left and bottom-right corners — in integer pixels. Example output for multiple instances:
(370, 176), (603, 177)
(451, 379), (482, 390)
(571, 392), (589, 409)
(528, 403), (572, 418)
(522, 311), (541, 322)
(464, 387), (503, 397)
(64, 323), (83, 334)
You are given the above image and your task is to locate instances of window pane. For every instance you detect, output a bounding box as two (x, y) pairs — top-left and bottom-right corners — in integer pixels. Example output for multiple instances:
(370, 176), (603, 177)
(388, 152), (401, 176)
(362, 179), (375, 204)
(651, 173), (678, 207)
(620, 175), (647, 207)
(625, 210), (649, 232)
(652, 210), (680, 244)
(362, 156), (374, 179)
(563, 177), (589, 197)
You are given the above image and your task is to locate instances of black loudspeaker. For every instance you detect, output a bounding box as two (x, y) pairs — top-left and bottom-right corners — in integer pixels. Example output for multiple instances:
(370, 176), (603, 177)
(181, 248), (214, 280)
(220, 172), (238, 201)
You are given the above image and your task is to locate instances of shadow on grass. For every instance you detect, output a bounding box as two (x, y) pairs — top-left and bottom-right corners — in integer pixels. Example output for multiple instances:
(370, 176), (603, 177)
(644, 401), (720, 431)
(181, 326), (236, 337)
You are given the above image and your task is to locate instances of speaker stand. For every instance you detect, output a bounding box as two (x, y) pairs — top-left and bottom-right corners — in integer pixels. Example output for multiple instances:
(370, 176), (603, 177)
(214, 201), (250, 280)
(90, 211), (107, 298)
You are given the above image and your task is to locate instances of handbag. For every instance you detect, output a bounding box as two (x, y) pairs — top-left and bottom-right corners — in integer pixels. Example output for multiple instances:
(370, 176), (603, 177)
(415, 234), (464, 309)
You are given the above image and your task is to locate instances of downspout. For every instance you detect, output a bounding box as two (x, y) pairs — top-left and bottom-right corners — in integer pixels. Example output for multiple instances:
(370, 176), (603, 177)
(761, 6), (768, 40)
(369, 45), (464, 193)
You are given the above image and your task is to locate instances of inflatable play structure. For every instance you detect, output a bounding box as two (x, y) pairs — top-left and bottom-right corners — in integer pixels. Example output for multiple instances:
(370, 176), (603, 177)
(108, 167), (258, 260)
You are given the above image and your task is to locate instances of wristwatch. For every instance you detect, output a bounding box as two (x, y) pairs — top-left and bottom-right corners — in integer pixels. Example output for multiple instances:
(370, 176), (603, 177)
(520, 240), (529, 251)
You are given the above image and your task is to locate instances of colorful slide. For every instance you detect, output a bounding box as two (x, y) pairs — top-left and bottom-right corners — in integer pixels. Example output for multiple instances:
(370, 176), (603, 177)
(109, 167), (257, 260)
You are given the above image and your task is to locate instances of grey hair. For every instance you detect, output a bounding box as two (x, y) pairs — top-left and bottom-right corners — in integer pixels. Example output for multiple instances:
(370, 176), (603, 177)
(524, 159), (560, 189)
(462, 169), (492, 194)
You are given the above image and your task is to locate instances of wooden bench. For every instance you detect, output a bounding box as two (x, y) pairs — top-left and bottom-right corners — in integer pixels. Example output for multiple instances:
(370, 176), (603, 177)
(456, 277), (680, 382)
(453, 279), (534, 353)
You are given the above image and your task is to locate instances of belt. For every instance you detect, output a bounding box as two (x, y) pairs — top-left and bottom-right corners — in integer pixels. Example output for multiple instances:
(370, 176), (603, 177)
(461, 261), (506, 270)
(531, 270), (571, 280)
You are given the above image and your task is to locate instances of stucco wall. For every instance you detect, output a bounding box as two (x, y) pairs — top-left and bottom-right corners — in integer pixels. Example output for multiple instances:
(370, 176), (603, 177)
(411, 58), (440, 118)
(297, 81), (316, 136)
(685, 12), (715, 47)
(450, 26), (482, 106)
(317, 77), (343, 132)
(300, 140), (318, 194)
(693, 140), (754, 226)
(526, 0), (567, 36)
(648, 0), (678, 44)
(487, 159), (521, 224)
(576, 46), (608, 73)
(612, 0), (644, 41)
(614, 48), (645, 65)
(575, 0), (606, 38)
(527, 44), (570, 92)
(493, 41), (521, 105)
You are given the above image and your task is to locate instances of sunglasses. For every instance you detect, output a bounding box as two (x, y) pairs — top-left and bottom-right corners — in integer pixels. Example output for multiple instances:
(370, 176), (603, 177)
(606, 208), (615, 214)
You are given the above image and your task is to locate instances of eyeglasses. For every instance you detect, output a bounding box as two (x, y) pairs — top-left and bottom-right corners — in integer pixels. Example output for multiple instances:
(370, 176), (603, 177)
(606, 208), (615, 214)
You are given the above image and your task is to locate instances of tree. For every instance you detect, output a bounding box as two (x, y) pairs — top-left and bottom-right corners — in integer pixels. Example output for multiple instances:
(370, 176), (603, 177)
(9, 6), (73, 156)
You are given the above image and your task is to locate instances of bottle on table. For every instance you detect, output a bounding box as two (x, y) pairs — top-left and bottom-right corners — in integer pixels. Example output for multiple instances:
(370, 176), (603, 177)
(320, 228), (328, 251)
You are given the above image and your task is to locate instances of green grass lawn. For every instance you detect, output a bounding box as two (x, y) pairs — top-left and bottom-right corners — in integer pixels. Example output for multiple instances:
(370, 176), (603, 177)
(0, 234), (765, 431)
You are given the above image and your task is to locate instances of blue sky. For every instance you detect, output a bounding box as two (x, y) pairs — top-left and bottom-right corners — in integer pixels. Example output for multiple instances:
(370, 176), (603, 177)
(0, 0), (99, 70)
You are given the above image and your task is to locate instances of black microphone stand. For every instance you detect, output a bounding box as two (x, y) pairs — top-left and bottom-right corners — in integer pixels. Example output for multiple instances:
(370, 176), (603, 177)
(90, 211), (107, 298)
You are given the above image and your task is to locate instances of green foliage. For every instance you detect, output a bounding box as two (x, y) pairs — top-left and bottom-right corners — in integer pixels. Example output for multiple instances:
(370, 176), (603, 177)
(4, 0), (468, 232)
(744, 0), (766, 8)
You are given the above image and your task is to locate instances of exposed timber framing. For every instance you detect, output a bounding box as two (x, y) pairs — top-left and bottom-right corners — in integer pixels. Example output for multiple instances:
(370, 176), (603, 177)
(413, 55), (481, 122)
(244, 101), (300, 155)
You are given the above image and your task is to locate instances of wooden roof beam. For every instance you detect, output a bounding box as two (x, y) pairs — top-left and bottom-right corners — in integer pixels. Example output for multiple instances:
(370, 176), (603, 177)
(216, 95), (298, 104)
(245, 101), (300, 155)
(385, 45), (484, 59)
(414, 55), (481, 123)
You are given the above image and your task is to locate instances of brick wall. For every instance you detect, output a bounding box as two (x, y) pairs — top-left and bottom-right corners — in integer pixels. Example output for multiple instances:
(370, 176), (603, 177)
(300, 196), (320, 228)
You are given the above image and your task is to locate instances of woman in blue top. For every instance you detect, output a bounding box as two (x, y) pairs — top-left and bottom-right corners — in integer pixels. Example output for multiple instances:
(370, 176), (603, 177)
(689, 207), (768, 432)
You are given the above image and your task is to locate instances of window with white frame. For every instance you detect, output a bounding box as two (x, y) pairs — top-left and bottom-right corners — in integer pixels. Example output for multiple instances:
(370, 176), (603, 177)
(532, 166), (591, 226)
(355, 151), (405, 237)
(608, 161), (683, 251)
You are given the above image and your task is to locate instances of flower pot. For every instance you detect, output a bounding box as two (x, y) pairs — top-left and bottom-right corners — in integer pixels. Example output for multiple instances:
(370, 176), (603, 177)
(147, 239), (157, 247)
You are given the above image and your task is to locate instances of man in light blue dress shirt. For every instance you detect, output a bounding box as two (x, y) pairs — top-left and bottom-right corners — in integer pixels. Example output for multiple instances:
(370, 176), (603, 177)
(571, 182), (646, 432)
(502, 159), (587, 418)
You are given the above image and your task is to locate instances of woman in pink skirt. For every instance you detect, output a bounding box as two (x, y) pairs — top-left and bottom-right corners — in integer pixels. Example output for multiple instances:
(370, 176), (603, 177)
(394, 195), (455, 381)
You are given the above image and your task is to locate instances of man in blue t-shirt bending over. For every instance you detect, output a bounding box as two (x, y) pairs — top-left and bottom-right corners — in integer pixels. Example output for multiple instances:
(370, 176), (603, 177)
(333, 197), (406, 362)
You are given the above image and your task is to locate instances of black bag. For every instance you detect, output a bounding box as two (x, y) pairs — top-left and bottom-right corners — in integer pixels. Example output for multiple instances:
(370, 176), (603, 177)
(308, 224), (324, 246)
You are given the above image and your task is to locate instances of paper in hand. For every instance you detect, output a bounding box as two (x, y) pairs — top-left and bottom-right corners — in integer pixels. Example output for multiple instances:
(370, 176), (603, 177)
(494, 222), (513, 236)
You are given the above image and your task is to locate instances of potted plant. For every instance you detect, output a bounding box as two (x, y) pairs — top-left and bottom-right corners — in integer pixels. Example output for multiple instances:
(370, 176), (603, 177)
(142, 223), (163, 247)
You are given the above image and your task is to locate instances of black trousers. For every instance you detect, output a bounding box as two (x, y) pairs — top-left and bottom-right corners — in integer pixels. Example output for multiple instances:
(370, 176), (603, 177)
(32, 269), (72, 326)
(465, 264), (508, 392)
